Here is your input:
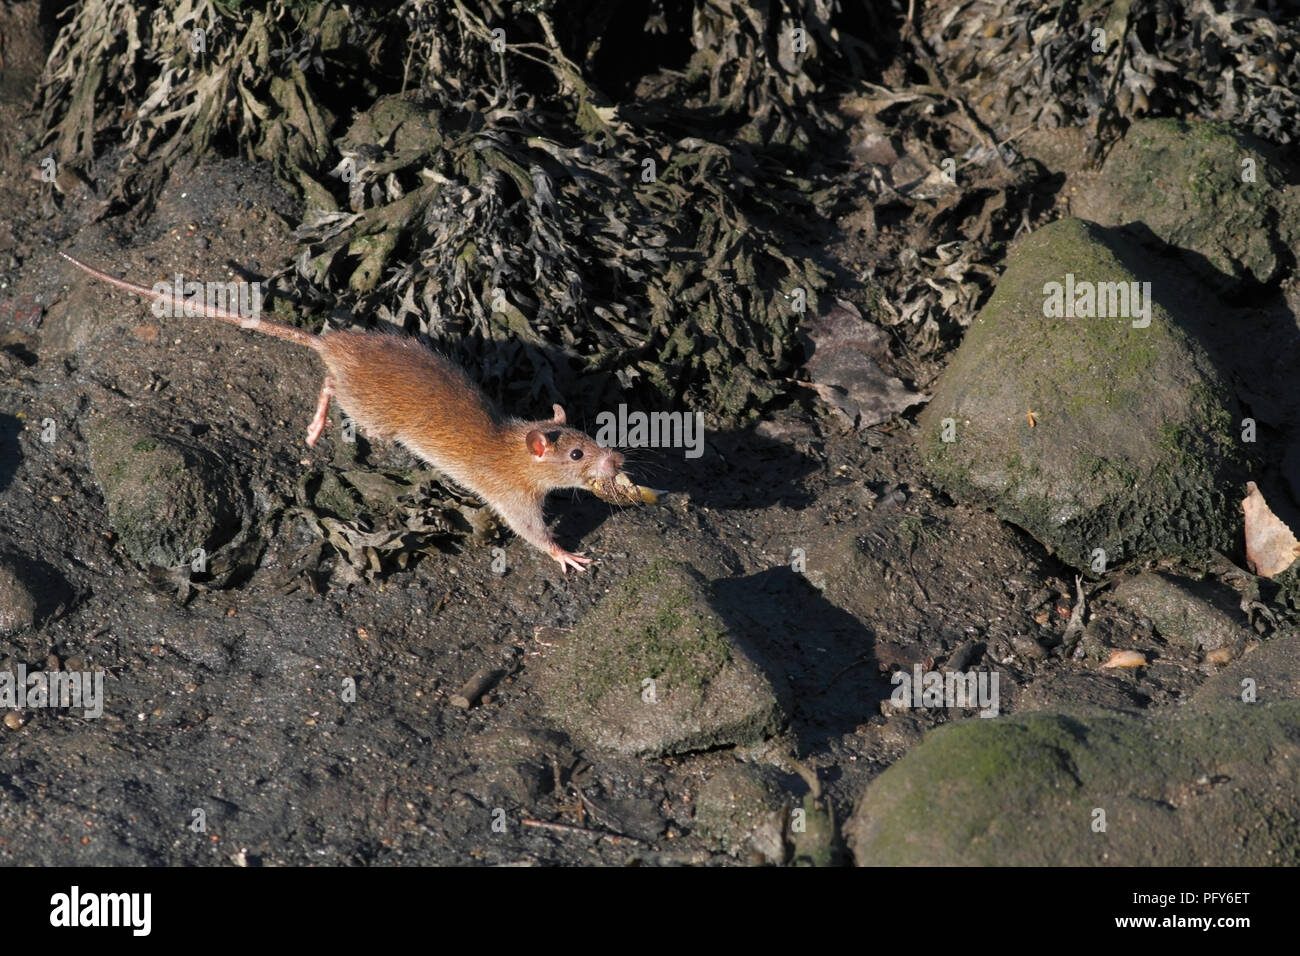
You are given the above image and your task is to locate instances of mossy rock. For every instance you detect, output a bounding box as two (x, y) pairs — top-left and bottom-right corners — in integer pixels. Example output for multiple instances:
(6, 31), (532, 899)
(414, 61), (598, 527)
(535, 560), (784, 757)
(1188, 629), (1300, 710)
(847, 703), (1300, 865)
(87, 414), (248, 568)
(918, 218), (1248, 572)
(1075, 118), (1300, 291)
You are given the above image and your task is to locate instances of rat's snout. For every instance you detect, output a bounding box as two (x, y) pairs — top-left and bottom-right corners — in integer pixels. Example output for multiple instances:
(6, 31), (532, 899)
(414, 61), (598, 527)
(602, 449), (624, 475)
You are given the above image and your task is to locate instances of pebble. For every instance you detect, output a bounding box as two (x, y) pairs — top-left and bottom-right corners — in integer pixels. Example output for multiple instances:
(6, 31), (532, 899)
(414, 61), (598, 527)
(1010, 634), (1047, 660)
(0, 559), (37, 636)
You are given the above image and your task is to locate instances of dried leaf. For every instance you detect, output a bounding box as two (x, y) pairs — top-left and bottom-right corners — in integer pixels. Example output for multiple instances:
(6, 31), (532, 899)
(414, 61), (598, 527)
(1242, 481), (1300, 578)
(1101, 649), (1148, 669)
(803, 299), (929, 428)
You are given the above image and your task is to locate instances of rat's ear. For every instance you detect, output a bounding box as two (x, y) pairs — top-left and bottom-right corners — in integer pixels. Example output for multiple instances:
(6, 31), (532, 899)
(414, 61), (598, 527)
(550, 404), (566, 424)
(525, 429), (550, 459)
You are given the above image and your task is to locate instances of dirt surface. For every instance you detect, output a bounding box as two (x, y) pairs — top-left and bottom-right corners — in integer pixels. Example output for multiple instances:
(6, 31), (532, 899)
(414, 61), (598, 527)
(0, 1), (1291, 866)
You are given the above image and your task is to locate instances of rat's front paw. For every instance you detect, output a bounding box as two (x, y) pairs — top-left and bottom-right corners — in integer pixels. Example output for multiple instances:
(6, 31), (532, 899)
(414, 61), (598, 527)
(549, 545), (591, 574)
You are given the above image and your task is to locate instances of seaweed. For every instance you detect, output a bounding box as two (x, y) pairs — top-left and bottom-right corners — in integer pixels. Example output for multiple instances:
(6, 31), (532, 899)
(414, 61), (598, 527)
(35, 0), (861, 422)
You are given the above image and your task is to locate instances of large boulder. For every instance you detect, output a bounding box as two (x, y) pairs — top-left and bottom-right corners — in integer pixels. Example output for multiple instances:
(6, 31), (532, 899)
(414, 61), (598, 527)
(1073, 117), (1300, 291)
(918, 217), (1248, 572)
(847, 702), (1300, 865)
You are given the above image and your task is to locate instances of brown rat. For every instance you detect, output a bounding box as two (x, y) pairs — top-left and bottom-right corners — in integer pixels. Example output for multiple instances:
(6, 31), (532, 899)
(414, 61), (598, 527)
(60, 252), (624, 572)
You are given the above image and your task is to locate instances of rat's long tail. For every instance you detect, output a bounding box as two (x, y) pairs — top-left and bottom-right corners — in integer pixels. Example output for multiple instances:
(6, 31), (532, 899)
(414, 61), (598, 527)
(60, 252), (322, 350)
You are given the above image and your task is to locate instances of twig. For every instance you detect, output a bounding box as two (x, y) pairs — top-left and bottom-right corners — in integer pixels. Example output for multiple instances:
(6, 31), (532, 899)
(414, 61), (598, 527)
(521, 818), (647, 846)
(449, 666), (503, 708)
(1062, 574), (1087, 653)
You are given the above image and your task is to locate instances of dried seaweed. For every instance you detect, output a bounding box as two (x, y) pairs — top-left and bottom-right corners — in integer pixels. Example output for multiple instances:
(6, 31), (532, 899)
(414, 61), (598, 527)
(290, 466), (494, 578)
(922, 0), (1300, 149)
(38, 0), (362, 218)
(37, 0), (1296, 420)
(36, 0), (861, 423)
(801, 299), (930, 429)
(824, 0), (1300, 358)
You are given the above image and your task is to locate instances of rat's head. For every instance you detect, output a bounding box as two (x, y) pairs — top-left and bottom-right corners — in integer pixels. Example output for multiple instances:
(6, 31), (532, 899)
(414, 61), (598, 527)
(523, 404), (624, 490)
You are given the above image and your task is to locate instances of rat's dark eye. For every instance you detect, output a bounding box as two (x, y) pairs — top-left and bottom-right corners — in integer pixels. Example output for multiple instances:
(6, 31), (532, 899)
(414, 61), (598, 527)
(569, 448), (584, 461)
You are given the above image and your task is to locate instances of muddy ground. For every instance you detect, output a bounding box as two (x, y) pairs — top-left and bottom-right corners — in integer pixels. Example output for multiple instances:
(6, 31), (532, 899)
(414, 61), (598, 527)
(0, 2), (1284, 865)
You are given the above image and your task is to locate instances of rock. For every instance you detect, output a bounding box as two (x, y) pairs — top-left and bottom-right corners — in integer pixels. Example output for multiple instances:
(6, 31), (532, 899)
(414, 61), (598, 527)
(0, 553), (69, 634)
(695, 762), (788, 864)
(847, 703), (1300, 865)
(1189, 630), (1300, 708)
(918, 218), (1247, 572)
(1109, 572), (1251, 656)
(1014, 668), (1152, 714)
(87, 412), (247, 568)
(534, 560), (784, 757)
(1074, 118), (1300, 291)
(1009, 633), (1046, 661)
(0, 557), (37, 635)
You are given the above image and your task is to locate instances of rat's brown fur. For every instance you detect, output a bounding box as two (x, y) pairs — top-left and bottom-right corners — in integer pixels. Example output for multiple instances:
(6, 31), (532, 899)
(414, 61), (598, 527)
(61, 253), (623, 571)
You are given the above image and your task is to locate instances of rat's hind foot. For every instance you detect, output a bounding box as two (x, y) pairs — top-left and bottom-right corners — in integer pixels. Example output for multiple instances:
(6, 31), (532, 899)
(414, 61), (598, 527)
(305, 377), (335, 446)
(549, 545), (591, 574)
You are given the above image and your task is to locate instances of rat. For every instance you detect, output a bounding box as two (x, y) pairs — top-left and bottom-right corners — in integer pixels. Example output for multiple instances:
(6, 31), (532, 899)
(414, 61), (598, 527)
(60, 252), (624, 573)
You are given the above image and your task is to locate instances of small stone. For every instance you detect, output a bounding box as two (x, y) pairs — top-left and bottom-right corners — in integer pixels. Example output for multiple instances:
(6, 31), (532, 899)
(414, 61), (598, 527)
(4, 711), (25, 730)
(0, 559), (38, 636)
(86, 412), (249, 568)
(947, 639), (983, 670)
(1010, 634), (1046, 660)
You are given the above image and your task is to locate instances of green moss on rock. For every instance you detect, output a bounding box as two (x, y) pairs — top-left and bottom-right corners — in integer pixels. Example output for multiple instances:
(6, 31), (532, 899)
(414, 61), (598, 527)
(535, 560), (784, 757)
(848, 703), (1300, 865)
(87, 414), (246, 568)
(917, 218), (1249, 572)
(1075, 118), (1300, 290)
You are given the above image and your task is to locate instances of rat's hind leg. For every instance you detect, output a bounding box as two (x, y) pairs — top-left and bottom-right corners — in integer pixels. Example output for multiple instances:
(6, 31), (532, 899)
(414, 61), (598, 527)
(305, 376), (335, 446)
